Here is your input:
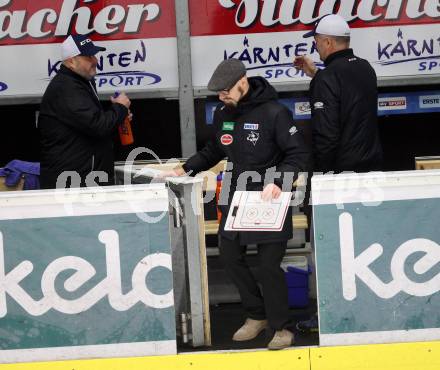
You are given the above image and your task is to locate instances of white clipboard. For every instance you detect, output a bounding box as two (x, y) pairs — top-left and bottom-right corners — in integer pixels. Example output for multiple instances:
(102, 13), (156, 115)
(224, 191), (291, 231)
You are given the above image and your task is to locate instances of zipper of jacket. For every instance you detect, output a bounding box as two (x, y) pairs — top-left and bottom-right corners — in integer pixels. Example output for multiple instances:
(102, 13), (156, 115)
(89, 81), (100, 102)
(89, 81), (98, 173)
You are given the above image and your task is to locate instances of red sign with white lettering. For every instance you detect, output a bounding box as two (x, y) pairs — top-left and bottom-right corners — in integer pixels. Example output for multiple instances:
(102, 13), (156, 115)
(189, 0), (440, 37)
(0, 0), (176, 46)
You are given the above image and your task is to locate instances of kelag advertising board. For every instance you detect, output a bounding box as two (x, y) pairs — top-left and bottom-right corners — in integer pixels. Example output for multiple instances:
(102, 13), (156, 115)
(0, 185), (176, 363)
(312, 171), (440, 346)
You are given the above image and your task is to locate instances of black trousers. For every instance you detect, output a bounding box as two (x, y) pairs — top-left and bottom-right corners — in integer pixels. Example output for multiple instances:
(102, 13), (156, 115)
(219, 236), (290, 330)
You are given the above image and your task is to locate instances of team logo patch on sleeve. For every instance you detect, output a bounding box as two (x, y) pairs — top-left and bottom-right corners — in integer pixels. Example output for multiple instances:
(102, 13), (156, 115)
(220, 134), (233, 145)
(222, 122), (235, 131)
(244, 123), (259, 130)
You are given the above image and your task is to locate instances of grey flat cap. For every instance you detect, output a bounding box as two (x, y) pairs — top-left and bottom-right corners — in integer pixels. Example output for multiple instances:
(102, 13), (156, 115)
(207, 58), (246, 91)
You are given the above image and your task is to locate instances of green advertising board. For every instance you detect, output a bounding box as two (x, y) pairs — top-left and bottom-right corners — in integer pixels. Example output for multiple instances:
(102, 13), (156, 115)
(0, 185), (176, 363)
(312, 171), (440, 346)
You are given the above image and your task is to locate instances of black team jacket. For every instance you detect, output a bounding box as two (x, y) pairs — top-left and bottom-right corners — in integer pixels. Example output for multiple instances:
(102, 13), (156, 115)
(182, 76), (311, 245)
(309, 48), (383, 173)
(39, 65), (127, 189)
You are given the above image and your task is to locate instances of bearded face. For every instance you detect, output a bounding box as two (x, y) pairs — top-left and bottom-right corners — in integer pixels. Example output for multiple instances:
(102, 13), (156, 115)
(218, 78), (248, 107)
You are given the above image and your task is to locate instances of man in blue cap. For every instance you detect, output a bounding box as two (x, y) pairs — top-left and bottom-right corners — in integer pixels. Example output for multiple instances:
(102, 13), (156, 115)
(39, 34), (132, 188)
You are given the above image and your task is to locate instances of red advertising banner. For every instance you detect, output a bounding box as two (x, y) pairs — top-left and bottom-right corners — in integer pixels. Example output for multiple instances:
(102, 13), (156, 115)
(189, 0), (440, 36)
(0, 0), (178, 97)
(0, 0), (176, 46)
(189, 0), (440, 87)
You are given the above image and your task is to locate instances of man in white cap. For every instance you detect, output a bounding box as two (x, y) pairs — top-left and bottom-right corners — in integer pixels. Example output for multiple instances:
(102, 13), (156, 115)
(39, 34), (131, 188)
(294, 14), (382, 174)
(293, 14), (383, 333)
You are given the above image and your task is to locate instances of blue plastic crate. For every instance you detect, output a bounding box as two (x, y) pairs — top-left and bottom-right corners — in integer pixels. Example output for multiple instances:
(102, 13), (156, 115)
(285, 265), (311, 308)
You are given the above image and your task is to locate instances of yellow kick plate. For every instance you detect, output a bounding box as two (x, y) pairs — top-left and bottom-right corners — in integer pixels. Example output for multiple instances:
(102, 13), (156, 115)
(1, 341), (439, 370)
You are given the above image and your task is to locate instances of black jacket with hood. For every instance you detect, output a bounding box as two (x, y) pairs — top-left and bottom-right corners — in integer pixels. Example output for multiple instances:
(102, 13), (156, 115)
(39, 65), (128, 189)
(183, 76), (310, 245)
(310, 48), (383, 173)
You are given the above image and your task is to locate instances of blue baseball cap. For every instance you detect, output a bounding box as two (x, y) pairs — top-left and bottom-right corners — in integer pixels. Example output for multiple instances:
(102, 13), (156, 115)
(61, 34), (106, 60)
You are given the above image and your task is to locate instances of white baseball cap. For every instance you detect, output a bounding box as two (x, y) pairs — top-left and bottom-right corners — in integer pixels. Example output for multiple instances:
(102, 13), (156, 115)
(303, 14), (350, 38)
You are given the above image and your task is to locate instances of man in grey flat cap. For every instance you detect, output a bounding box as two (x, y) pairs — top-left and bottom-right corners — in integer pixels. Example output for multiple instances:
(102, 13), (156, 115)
(164, 58), (310, 350)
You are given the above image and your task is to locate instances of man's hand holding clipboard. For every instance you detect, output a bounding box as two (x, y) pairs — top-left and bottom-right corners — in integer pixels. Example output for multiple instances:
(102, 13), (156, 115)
(224, 191), (291, 232)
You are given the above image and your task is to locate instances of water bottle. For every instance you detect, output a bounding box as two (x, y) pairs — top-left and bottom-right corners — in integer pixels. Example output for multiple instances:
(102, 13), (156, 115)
(215, 171), (223, 223)
(113, 92), (134, 146)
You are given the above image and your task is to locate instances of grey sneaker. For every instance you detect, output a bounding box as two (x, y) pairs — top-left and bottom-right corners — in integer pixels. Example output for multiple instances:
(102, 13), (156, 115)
(267, 329), (294, 350)
(232, 318), (268, 341)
